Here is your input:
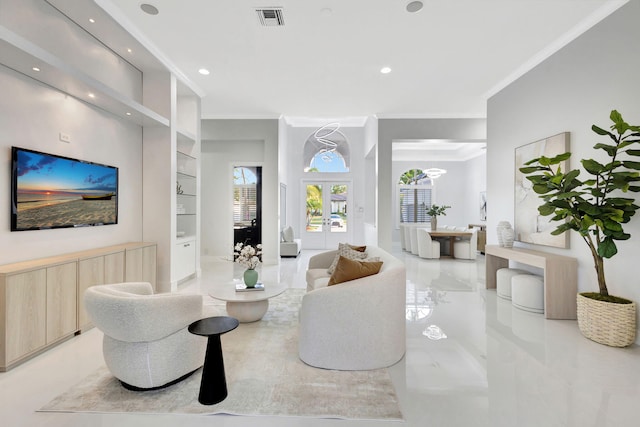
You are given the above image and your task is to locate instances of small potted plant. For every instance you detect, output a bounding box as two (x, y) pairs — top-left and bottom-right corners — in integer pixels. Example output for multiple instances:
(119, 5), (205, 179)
(519, 110), (640, 346)
(426, 204), (451, 231)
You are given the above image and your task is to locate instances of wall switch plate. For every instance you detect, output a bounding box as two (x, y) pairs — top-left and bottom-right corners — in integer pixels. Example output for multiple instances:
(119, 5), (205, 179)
(59, 132), (71, 143)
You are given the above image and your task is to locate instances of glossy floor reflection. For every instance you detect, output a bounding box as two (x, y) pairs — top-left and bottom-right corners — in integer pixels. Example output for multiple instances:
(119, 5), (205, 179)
(1, 247), (639, 427)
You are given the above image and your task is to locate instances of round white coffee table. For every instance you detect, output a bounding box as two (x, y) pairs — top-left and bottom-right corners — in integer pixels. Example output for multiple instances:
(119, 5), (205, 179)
(209, 282), (286, 323)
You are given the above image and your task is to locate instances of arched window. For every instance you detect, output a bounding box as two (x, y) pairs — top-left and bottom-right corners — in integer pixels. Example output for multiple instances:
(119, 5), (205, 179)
(303, 123), (350, 172)
(398, 169), (432, 223)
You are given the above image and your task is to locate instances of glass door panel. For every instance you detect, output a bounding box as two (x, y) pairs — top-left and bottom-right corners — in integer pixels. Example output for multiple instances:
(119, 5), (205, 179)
(302, 182), (350, 249)
(306, 184), (323, 233)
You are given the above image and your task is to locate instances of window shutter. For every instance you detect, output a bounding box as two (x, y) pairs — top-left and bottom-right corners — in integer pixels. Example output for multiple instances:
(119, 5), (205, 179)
(234, 185), (257, 222)
(399, 185), (432, 223)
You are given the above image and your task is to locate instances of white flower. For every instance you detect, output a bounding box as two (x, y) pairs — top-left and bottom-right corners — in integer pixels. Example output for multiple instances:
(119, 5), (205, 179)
(234, 243), (262, 269)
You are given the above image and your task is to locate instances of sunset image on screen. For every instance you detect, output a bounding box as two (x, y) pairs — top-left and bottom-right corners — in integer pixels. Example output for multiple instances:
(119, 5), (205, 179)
(13, 148), (118, 230)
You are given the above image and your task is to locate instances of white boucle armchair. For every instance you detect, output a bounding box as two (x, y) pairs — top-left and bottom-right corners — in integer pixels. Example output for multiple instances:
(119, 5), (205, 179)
(299, 246), (406, 370)
(84, 282), (207, 390)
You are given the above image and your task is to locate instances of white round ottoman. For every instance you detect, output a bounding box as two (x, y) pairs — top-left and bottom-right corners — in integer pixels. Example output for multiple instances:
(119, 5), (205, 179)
(496, 268), (529, 300)
(512, 274), (544, 313)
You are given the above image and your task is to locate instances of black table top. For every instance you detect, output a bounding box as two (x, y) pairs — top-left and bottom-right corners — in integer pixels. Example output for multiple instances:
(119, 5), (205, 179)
(188, 316), (239, 337)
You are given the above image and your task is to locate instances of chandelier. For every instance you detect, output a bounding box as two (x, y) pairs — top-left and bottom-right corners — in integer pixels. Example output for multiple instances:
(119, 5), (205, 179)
(314, 122), (341, 162)
(425, 168), (447, 179)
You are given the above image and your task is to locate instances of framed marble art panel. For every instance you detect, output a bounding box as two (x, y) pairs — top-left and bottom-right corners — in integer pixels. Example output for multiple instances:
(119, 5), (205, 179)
(514, 132), (570, 248)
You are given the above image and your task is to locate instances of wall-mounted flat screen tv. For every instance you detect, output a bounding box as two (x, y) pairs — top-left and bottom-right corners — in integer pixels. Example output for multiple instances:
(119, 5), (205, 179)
(11, 147), (118, 231)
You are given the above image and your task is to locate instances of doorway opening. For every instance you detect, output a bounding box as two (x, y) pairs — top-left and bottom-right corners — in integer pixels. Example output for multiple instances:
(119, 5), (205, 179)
(233, 166), (262, 249)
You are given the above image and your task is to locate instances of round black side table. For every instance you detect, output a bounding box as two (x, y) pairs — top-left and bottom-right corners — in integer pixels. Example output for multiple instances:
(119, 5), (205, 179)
(188, 316), (239, 405)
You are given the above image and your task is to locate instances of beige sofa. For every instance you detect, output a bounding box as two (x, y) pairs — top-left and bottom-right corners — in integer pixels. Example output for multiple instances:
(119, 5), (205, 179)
(299, 246), (406, 370)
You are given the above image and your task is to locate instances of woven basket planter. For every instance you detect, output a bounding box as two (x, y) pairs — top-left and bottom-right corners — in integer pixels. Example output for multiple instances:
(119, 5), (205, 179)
(577, 293), (637, 347)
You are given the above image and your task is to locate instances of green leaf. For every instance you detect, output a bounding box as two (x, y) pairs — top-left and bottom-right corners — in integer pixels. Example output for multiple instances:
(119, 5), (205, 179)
(532, 184), (553, 194)
(610, 232), (630, 240)
(523, 157), (541, 165)
(539, 156), (551, 166)
(526, 175), (548, 185)
(606, 197), (635, 207)
(627, 149), (640, 156)
(538, 204), (556, 216)
(555, 191), (582, 200)
(592, 124), (613, 137)
(582, 159), (605, 174)
(550, 152), (571, 163)
(603, 219), (622, 231)
(550, 174), (563, 185)
(582, 216), (595, 228)
(598, 238), (618, 258)
(519, 166), (546, 174)
(610, 110), (629, 134)
(623, 161), (640, 170)
(551, 223), (573, 235)
(619, 139), (639, 149)
(564, 169), (580, 181)
(594, 143), (618, 156)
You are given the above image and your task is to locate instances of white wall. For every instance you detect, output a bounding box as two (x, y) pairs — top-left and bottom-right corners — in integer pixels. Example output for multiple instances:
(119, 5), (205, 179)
(487, 0), (640, 338)
(0, 66), (143, 264)
(201, 119), (279, 264)
(200, 140), (264, 261)
(464, 153), (487, 226)
(277, 117), (290, 230)
(364, 116), (378, 246)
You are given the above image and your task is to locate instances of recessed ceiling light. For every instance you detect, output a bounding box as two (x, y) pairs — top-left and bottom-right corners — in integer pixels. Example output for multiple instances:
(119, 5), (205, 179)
(88, 18), (95, 23)
(88, 93), (95, 98)
(125, 112), (132, 116)
(127, 48), (133, 54)
(406, 1), (424, 13)
(198, 68), (210, 75)
(320, 8), (333, 17)
(140, 3), (159, 15)
(32, 66), (40, 72)
(380, 67), (392, 74)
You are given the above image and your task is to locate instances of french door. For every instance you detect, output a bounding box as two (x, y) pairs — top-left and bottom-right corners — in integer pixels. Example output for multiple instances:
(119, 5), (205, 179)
(302, 181), (351, 249)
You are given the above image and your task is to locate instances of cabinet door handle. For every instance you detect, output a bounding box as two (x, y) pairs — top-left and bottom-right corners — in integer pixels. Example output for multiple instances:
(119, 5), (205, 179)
(183, 243), (190, 247)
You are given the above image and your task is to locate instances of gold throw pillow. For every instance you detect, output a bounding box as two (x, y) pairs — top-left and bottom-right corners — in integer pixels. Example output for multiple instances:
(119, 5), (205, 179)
(328, 256), (383, 286)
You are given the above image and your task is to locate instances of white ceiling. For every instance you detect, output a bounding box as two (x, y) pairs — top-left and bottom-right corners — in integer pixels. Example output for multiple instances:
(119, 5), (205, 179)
(97, 0), (625, 120)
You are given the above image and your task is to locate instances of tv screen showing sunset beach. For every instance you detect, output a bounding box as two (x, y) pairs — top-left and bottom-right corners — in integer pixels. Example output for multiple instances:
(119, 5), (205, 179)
(11, 147), (118, 231)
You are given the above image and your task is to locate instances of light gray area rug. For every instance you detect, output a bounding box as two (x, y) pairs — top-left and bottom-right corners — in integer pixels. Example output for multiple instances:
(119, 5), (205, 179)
(40, 289), (403, 421)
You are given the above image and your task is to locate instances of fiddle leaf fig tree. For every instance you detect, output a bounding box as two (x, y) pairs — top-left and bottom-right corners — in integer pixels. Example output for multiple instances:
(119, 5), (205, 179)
(520, 110), (640, 301)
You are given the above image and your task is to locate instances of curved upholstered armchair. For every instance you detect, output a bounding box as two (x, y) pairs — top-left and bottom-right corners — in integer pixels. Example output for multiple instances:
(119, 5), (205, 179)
(409, 225), (422, 255)
(417, 228), (441, 259)
(453, 228), (478, 260)
(84, 282), (207, 390)
(403, 224), (414, 252)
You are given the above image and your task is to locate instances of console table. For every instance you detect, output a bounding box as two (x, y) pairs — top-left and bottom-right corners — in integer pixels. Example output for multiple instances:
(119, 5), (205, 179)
(485, 245), (577, 319)
(0, 242), (157, 371)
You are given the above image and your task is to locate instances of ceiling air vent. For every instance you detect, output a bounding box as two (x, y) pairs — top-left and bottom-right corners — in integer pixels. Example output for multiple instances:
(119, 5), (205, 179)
(256, 8), (285, 26)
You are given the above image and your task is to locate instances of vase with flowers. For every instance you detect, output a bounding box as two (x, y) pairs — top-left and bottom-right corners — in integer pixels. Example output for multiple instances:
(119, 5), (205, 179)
(234, 243), (262, 287)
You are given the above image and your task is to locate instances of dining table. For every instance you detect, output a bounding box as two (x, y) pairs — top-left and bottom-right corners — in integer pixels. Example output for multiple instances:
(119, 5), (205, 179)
(429, 230), (472, 258)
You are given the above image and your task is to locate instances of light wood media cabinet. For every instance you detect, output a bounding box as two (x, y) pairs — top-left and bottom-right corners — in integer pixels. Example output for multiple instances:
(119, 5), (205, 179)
(485, 245), (578, 320)
(0, 242), (156, 371)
